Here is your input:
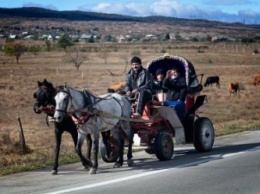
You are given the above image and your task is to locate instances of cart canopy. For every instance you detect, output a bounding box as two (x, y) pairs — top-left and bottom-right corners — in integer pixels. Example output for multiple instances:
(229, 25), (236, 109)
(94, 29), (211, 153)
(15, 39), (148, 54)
(146, 54), (202, 95)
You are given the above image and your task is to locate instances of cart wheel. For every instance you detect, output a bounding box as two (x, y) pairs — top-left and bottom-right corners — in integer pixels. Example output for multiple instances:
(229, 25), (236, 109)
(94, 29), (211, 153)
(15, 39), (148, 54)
(194, 117), (215, 152)
(154, 131), (174, 161)
(100, 138), (119, 163)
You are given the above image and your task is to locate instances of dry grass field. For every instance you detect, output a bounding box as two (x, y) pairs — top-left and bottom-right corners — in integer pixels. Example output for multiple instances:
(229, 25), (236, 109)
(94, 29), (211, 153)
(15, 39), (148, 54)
(0, 41), (259, 175)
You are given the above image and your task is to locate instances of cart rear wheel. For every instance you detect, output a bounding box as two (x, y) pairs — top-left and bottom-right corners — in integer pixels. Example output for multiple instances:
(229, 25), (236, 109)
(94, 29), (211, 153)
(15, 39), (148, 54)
(194, 117), (214, 152)
(154, 131), (174, 161)
(100, 138), (119, 163)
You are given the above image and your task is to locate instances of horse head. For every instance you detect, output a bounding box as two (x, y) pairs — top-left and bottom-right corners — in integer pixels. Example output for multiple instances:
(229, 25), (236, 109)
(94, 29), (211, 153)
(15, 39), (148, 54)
(33, 79), (56, 114)
(53, 86), (73, 123)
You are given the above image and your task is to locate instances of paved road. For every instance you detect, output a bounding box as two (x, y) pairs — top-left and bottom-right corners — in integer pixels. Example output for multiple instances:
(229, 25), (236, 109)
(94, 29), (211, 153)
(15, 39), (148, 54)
(1, 129), (260, 194)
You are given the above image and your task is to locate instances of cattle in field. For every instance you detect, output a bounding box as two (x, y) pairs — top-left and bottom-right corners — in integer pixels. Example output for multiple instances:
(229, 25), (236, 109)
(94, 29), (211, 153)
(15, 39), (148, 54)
(253, 75), (260, 86)
(204, 76), (220, 88)
(228, 82), (240, 94)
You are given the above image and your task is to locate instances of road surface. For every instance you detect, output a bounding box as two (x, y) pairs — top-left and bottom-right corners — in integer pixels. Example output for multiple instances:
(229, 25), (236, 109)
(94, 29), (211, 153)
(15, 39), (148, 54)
(1, 129), (260, 194)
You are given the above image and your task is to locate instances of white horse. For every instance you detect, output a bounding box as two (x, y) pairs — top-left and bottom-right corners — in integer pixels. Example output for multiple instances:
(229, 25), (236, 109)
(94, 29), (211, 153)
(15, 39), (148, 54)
(53, 86), (134, 174)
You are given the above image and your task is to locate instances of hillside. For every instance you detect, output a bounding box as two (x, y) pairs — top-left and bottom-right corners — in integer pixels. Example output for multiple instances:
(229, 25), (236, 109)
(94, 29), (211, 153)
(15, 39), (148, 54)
(0, 7), (260, 40)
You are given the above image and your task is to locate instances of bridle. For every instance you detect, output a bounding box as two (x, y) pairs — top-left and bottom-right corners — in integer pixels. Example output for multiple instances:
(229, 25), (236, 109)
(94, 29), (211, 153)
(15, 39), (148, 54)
(54, 89), (72, 114)
(34, 85), (56, 106)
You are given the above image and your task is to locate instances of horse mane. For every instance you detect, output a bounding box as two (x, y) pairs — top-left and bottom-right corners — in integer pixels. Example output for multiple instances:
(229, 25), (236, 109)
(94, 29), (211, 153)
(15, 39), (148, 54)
(82, 89), (108, 100)
(56, 85), (66, 92)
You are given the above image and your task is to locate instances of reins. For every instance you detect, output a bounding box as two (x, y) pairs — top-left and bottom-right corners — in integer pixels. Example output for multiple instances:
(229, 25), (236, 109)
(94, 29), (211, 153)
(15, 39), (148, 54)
(93, 109), (154, 123)
(73, 108), (153, 123)
(56, 87), (153, 123)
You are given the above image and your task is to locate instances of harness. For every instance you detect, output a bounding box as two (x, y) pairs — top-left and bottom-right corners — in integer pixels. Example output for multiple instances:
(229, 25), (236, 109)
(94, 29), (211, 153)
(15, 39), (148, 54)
(55, 88), (152, 125)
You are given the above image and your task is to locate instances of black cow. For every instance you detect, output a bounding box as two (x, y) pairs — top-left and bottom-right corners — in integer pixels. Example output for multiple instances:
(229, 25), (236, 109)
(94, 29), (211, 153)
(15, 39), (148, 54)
(204, 76), (220, 88)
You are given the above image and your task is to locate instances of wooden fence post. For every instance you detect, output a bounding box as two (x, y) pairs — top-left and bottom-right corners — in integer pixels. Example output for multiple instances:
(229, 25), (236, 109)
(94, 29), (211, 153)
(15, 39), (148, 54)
(17, 117), (27, 153)
(10, 69), (14, 78)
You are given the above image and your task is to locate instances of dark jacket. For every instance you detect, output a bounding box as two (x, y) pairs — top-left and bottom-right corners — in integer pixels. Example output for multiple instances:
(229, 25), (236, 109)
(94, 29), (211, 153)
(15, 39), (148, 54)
(162, 76), (187, 102)
(152, 80), (167, 94)
(125, 67), (153, 92)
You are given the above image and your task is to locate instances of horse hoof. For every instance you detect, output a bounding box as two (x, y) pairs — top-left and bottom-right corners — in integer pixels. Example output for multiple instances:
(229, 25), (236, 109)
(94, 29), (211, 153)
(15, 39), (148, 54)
(89, 168), (97, 174)
(113, 162), (122, 168)
(51, 170), (58, 175)
(83, 166), (90, 171)
(127, 159), (134, 167)
(86, 161), (93, 168)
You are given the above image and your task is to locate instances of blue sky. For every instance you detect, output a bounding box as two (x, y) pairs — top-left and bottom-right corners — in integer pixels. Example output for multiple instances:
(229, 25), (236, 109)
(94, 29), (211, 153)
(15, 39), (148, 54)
(1, 0), (260, 24)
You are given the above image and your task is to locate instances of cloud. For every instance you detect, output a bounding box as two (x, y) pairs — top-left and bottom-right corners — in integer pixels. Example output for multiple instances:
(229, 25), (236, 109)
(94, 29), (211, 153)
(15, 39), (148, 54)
(23, 3), (58, 10)
(79, 3), (152, 16)
(79, 0), (260, 24)
(205, 0), (257, 6)
(22, 0), (260, 24)
(238, 9), (260, 23)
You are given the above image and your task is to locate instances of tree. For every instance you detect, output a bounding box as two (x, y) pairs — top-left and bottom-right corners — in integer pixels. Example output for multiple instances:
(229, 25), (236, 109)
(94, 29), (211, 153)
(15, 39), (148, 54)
(175, 32), (183, 41)
(99, 46), (109, 65)
(4, 42), (26, 64)
(87, 36), (95, 43)
(103, 35), (116, 42)
(164, 33), (170, 41)
(65, 46), (87, 71)
(57, 34), (74, 51)
(28, 45), (41, 56)
(45, 40), (51, 51)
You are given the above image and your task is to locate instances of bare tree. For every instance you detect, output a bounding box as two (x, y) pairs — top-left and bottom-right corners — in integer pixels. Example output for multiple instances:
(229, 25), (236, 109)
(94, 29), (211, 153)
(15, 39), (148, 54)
(65, 46), (87, 71)
(107, 53), (129, 76)
(121, 53), (129, 74)
(99, 44), (109, 65)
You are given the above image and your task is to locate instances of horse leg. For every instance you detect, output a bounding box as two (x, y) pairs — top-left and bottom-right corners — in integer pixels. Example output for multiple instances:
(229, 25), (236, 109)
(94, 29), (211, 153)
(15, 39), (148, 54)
(126, 135), (134, 166)
(75, 132), (93, 170)
(86, 134), (92, 161)
(52, 126), (62, 175)
(124, 122), (134, 167)
(89, 133), (99, 175)
(113, 129), (124, 168)
(68, 124), (90, 170)
(101, 131), (112, 158)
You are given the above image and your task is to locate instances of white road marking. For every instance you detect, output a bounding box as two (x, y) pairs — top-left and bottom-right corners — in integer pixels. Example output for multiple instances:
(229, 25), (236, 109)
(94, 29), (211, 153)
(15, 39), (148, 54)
(46, 169), (167, 194)
(222, 151), (246, 158)
(46, 146), (260, 194)
(222, 146), (260, 158)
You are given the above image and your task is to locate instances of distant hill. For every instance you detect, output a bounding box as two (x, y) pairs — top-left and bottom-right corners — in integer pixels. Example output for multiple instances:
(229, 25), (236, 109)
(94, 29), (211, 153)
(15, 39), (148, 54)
(0, 7), (141, 22)
(1, 7), (260, 40)
(0, 7), (252, 28)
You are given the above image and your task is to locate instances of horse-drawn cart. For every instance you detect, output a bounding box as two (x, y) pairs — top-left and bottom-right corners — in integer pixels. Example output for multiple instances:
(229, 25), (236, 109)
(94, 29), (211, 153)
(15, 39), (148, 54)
(34, 54), (215, 174)
(101, 54), (215, 162)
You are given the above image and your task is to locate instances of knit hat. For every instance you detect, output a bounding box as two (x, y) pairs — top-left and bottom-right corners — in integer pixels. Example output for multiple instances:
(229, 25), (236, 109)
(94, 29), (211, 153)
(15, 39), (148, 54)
(131, 56), (141, 64)
(155, 68), (164, 76)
